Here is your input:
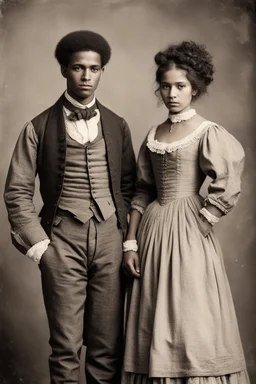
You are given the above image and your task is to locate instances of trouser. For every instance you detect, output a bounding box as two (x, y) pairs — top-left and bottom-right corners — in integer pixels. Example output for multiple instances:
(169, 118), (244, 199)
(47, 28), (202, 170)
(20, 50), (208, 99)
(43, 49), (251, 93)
(39, 211), (124, 383)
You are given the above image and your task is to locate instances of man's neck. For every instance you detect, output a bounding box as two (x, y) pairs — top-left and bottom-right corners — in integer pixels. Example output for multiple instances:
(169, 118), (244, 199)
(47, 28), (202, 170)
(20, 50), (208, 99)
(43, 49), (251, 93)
(65, 91), (96, 109)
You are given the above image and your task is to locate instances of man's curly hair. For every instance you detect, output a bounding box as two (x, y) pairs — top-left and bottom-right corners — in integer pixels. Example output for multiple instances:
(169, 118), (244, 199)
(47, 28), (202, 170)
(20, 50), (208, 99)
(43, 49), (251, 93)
(55, 30), (111, 67)
(154, 41), (214, 99)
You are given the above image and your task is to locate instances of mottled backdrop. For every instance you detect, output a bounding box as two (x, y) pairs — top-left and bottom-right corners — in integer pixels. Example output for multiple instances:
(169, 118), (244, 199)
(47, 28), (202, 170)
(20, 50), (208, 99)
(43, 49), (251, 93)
(0, 0), (255, 383)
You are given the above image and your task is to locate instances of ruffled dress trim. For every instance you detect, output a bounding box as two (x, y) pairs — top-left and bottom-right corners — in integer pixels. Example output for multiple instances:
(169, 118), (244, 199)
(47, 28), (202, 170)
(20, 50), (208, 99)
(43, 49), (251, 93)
(204, 197), (229, 215)
(147, 120), (214, 154)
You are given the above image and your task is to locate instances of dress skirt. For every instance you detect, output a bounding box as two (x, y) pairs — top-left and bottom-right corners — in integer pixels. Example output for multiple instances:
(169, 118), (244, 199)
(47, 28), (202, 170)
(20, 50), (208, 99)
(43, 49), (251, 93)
(122, 371), (250, 384)
(122, 195), (249, 382)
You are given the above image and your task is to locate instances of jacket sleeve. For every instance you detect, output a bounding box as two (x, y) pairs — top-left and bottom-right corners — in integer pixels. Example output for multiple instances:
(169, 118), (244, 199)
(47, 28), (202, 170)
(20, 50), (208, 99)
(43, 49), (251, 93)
(131, 135), (157, 214)
(120, 119), (137, 212)
(4, 122), (49, 255)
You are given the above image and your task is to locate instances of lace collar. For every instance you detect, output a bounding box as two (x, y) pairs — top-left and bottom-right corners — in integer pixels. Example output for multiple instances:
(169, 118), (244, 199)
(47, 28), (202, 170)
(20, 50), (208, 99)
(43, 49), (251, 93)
(147, 120), (213, 154)
(169, 108), (196, 123)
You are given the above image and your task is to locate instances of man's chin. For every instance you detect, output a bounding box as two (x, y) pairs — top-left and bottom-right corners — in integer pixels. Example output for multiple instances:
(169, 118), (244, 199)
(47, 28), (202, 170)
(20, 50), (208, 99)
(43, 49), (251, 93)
(72, 89), (95, 103)
(78, 90), (94, 97)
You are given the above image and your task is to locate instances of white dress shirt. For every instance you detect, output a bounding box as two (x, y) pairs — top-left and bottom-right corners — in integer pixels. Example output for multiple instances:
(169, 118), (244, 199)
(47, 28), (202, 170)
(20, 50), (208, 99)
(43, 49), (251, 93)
(63, 91), (100, 144)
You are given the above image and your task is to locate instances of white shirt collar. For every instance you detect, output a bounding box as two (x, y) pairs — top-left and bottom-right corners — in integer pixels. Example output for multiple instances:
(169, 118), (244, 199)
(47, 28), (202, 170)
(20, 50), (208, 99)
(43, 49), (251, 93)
(64, 90), (96, 109)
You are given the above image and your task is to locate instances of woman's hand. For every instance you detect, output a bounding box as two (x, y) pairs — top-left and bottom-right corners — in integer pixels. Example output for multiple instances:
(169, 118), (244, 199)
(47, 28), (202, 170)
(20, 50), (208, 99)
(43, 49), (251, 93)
(122, 251), (141, 278)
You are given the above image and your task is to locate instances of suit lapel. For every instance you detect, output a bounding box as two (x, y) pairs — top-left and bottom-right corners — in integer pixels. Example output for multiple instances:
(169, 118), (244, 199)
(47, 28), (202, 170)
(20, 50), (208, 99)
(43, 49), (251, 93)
(42, 94), (67, 187)
(47, 94), (66, 138)
(97, 100), (123, 159)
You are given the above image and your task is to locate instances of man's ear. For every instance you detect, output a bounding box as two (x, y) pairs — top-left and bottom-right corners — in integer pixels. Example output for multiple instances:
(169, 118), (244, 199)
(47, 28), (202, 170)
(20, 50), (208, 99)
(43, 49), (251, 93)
(61, 65), (67, 78)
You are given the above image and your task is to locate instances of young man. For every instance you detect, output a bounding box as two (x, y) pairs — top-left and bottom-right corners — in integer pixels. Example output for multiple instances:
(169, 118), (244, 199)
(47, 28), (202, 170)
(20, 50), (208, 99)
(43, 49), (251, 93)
(4, 31), (136, 383)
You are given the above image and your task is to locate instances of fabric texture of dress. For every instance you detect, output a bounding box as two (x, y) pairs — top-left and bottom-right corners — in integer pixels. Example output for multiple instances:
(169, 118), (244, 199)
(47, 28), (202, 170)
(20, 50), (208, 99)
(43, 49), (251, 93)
(122, 121), (250, 383)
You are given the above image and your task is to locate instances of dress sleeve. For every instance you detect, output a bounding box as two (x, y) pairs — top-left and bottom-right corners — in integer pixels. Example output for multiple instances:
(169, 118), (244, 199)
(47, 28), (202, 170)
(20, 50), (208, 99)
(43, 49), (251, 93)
(199, 124), (245, 215)
(131, 135), (157, 214)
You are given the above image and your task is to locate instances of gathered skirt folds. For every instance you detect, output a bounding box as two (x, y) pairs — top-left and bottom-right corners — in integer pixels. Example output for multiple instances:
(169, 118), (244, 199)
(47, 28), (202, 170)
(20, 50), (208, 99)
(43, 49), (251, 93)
(122, 372), (250, 384)
(122, 195), (250, 383)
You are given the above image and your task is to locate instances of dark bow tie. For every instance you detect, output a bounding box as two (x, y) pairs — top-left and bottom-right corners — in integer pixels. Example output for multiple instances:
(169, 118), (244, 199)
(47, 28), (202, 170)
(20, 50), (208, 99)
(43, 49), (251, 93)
(63, 97), (97, 121)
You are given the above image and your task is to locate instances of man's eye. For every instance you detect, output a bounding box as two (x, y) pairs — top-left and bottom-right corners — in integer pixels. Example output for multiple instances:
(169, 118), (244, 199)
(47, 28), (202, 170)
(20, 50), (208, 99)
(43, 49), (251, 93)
(91, 68), (99, 73)
(73, 66), (81, 71)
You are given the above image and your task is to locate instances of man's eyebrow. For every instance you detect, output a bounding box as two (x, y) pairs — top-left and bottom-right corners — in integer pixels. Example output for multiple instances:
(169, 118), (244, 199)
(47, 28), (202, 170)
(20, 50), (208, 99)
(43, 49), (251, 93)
(71, 63), (101, 68)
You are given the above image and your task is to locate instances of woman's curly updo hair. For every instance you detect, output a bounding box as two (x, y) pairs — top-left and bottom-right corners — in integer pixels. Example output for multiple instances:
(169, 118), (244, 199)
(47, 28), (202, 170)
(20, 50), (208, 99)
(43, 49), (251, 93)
(55, 30), (111, 68)
(154, 41), (214, 100)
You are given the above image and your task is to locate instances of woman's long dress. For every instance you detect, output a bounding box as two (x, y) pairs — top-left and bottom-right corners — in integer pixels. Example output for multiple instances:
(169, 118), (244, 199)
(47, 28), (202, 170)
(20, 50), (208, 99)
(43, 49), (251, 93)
(122, 121), (250, 383)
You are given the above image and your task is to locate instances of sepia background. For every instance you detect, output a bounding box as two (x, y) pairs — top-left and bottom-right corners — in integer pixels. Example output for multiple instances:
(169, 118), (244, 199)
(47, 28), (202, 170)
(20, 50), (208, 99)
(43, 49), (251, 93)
(0, 0), (255, 383)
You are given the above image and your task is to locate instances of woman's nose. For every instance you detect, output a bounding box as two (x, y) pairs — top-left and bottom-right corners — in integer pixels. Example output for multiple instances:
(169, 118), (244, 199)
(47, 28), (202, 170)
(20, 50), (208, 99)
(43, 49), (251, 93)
(169, 87), (177, 99)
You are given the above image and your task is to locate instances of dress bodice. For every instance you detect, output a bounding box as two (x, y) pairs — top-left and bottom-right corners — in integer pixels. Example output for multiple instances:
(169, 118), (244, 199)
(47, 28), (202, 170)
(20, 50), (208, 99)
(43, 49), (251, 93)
(147, 122), (209, 204)
(131, 121), (245, 214)
(149, 144), (204, 204)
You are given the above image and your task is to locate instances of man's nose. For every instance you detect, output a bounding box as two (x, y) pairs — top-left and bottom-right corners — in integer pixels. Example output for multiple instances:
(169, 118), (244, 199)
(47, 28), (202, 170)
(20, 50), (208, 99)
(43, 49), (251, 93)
(81, 69), (91, 81)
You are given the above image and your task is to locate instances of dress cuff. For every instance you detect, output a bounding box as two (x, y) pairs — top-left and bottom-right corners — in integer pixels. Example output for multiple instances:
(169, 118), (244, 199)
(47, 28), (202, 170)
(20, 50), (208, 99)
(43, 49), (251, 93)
(199, 207), (220, 225)
(123, 240), (138, 253)
(26, 239), (50, 264)
(204, 197), (229, 215)
(131, 204), (145, 215)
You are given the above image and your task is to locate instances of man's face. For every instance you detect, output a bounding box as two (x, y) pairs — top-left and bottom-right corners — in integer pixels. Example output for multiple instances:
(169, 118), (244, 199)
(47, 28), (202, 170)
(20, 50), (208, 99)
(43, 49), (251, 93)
(61, 50), (104, 105)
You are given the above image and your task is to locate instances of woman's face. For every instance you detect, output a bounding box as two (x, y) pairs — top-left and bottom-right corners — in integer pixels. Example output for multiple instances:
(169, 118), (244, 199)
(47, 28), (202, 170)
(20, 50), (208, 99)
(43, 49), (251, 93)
(160, 66), (196, 114)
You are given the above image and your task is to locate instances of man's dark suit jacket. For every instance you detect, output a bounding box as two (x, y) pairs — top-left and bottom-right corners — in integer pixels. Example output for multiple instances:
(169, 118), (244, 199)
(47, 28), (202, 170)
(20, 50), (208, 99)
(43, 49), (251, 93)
(4, 94), (136, 255)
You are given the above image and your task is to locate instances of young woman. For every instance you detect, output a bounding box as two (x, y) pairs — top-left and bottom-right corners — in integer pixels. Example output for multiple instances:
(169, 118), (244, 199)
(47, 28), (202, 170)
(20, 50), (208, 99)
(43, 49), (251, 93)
(122, 41), (250, 383)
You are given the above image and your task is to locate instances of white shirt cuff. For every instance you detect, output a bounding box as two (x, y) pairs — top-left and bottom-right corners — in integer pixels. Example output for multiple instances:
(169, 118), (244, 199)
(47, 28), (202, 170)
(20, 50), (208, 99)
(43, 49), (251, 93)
(26, 239), (50, 264)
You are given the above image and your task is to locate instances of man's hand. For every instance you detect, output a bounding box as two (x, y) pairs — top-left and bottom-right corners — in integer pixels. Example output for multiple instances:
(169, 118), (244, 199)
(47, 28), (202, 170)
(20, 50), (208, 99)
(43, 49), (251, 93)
(122, 251), (140, 278)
